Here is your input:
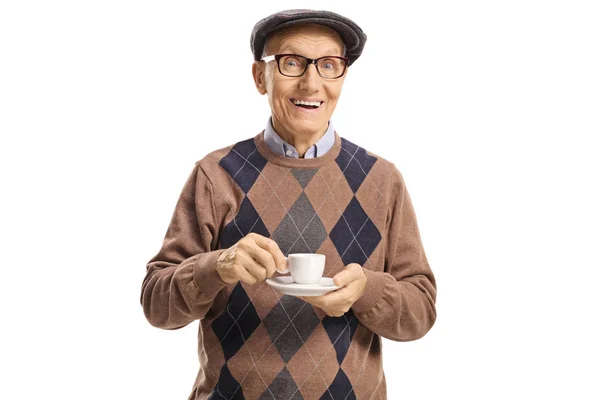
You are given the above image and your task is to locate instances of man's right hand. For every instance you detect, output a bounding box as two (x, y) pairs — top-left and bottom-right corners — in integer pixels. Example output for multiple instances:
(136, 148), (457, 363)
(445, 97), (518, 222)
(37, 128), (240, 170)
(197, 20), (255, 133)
(216, 233), (287, 285)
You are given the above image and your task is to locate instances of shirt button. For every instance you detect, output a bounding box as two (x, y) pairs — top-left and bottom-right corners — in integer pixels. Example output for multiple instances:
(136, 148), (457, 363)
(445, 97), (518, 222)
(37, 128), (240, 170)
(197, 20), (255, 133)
(285, 149), (293, 157)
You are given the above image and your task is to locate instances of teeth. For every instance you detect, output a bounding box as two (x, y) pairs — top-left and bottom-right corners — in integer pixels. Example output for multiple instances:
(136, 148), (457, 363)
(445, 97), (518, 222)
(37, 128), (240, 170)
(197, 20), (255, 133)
(292, 99), (322, 107)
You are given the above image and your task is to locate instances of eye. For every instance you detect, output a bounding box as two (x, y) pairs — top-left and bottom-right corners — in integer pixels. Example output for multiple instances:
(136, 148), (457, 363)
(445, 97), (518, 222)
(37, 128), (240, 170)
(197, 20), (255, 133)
(320, 58), (338, 70)
(282, 56), (302, 67)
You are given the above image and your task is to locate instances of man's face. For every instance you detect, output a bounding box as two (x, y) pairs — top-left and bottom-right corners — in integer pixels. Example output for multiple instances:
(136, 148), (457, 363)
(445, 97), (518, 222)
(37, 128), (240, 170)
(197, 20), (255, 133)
(253, 24), (347, 140)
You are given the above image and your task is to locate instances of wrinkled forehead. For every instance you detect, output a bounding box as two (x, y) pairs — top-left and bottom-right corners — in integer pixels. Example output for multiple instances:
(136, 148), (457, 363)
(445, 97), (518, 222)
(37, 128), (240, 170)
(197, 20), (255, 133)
(263, 23), (345, 57)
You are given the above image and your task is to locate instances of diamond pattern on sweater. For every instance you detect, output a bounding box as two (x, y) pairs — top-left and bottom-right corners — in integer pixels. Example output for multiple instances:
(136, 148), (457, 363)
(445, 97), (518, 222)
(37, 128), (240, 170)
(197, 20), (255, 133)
(320, 369), (355, 400)
(291, 168), (318, 188)
(355, 170), (384, 215)
(286, 344), (319, 395)
(247, 282), (283, 321)
(329, 196), (382, 266)
(250, 345), (287, 395)
(341, 222), (381, 266)
(271, 193), (327, 255)
(208, 364), (245, 400)
(292, 315), (357, 399)
(211, 137), (383, 400)
(248, 168), (303, 234)
(219, 138), (268, 193)
(221, 197), (270, 249)
(322, 311), (359, 365)
(303, 324), (339, 377)
(303, 167), (354, 234)
(335, 138), (377, 193)
(263, 295), (320, 363)
(211, 283), (261, 361)
(259, 367), (304, 400)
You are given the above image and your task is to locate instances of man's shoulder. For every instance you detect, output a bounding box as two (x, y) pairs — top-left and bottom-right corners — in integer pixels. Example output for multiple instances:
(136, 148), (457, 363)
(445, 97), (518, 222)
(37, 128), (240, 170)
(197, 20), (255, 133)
(337, 135), (405, 201)
(194, 134), (262, 176)
(337, 135), (396, 171)
(196, 135), (260, 164)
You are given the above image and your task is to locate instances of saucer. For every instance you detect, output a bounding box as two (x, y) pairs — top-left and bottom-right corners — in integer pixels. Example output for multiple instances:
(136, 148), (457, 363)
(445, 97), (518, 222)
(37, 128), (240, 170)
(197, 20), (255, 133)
(266, 276), (339, 297)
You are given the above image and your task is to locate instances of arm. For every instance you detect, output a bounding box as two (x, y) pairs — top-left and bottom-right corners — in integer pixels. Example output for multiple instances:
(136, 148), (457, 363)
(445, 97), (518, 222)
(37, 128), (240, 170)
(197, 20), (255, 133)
(140, 162), (228, 330)
(351, 166), (437, 341)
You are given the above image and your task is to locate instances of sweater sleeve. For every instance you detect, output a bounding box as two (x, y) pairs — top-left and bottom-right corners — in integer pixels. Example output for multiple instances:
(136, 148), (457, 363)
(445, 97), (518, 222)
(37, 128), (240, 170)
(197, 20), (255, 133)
(140, 162), (229, 330)
(351, 165), (437, 341)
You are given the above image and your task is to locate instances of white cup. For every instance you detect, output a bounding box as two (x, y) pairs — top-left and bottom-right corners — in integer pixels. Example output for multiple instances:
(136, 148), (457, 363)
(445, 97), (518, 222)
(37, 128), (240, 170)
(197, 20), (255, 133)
(279, 253), (326, 285)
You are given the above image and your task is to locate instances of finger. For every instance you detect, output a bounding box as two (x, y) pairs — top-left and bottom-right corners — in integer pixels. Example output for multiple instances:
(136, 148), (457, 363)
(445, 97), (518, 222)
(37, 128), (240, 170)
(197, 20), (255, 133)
(252, 235), (287, 272)
(299, 295), (322, 307)
(333, 265), (360, 287)
(328, 310), (346, 318)
(242, 241), (277, 278)
(319, 290), (351, 316)
(237, 252), (269, 281)
(320, 285), (352, 306)
(235, 263), (258, 285)
(299, 296), (331, 314)
(302, 294), (327, 303)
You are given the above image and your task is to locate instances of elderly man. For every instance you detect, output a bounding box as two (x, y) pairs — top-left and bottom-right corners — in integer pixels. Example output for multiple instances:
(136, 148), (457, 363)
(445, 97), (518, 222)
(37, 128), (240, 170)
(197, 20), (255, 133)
(141, 9), (436, 400)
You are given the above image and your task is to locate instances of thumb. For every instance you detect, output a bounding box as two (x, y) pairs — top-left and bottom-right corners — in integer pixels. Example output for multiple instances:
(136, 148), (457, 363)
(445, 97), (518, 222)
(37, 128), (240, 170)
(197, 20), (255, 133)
(333, 263), (361, 286)
(333, 270), (351, 287)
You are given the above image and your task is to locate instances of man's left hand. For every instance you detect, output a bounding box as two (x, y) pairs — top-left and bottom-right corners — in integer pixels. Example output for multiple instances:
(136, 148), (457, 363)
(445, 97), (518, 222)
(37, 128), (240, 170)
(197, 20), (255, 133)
(299, 263), (367, 317)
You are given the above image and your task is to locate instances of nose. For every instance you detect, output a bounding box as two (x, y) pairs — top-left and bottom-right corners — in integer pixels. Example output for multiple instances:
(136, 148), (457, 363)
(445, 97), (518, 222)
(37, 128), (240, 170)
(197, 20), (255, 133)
(298, 63), (322, 92)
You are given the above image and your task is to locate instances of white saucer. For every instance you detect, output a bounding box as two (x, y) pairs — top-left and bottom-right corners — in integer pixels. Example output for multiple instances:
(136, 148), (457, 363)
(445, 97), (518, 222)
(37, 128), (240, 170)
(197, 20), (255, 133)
(266, 276), (340, 297)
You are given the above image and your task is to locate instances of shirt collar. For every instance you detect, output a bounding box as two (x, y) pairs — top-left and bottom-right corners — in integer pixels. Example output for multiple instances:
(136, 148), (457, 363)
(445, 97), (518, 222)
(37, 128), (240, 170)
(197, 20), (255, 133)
(263, 117), (335, 159)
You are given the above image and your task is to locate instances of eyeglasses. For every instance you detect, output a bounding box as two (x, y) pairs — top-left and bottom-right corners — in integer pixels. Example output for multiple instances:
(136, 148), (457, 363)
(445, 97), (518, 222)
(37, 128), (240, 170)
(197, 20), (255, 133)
(262, 54), (349, 79)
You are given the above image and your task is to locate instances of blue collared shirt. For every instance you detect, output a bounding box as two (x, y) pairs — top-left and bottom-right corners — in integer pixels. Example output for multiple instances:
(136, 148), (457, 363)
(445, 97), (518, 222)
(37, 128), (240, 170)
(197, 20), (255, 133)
(263, 117), (335, 158)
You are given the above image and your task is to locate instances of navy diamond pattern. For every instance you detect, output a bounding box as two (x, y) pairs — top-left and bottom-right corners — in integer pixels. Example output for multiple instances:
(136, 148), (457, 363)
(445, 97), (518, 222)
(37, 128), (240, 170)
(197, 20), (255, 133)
(320, 369), (356, 400)
(211, 283), (261, 360)
(335, 138), (377, 193)
(329, 197), (382, 266)
(219, 138), (268, 193)
(219, 139), (270, 249)
(208, 364), (245, 400)
(322, 310), (359, 365)
(221, 196), (270, 249)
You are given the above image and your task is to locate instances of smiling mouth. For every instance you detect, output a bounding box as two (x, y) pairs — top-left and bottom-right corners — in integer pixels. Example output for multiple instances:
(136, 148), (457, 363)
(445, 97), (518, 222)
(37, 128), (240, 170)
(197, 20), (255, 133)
(290, 99), (324, 110)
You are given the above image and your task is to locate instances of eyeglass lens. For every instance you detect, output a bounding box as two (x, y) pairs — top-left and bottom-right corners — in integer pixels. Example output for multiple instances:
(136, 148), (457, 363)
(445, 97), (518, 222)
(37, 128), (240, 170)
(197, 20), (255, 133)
(278, 55), (346, 78)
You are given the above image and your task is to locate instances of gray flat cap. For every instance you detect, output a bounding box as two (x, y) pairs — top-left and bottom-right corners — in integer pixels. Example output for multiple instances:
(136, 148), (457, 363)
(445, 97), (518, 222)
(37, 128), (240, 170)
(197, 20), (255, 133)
(251, 9), (367, 66)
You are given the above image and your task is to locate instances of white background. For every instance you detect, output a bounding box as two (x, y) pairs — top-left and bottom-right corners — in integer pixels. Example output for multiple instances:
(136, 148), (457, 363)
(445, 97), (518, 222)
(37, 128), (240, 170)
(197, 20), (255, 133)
(1, 1), (599, 399)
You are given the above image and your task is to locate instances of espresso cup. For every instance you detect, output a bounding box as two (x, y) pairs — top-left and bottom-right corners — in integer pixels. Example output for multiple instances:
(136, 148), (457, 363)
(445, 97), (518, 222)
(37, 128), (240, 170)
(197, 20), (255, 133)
(279, 253), (325, 285)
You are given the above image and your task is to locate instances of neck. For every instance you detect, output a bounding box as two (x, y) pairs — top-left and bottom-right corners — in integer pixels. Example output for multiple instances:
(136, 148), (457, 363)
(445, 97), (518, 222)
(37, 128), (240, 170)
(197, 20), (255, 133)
(272, 118), (328, 157)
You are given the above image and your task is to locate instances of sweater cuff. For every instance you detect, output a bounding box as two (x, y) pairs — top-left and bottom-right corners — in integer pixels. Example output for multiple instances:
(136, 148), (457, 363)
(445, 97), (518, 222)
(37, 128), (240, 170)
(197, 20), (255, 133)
(352, 268), (389, 315)
(192, 249), (230, 298)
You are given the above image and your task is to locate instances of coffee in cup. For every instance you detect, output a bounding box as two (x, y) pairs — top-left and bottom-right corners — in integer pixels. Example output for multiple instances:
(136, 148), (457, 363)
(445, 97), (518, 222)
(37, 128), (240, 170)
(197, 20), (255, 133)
(279, 253), (325, 285)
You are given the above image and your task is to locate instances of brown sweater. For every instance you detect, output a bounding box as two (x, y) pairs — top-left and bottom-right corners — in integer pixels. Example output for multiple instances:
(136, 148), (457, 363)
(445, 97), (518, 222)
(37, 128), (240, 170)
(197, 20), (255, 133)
(141, 131), (437, 400)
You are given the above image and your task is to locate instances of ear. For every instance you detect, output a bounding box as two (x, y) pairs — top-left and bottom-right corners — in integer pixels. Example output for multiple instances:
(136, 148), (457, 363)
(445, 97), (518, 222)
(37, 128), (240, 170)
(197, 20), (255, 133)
(252, 61), (267, 95)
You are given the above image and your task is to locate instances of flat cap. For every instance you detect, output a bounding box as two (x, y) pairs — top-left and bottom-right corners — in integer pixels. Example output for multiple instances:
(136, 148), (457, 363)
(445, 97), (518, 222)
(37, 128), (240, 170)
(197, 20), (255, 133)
(251, 9), (367, 66)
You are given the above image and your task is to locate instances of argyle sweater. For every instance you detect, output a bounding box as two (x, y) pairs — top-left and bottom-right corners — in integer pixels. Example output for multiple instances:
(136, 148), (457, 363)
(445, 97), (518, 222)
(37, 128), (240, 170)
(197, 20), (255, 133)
(141, 131), (437, 400)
